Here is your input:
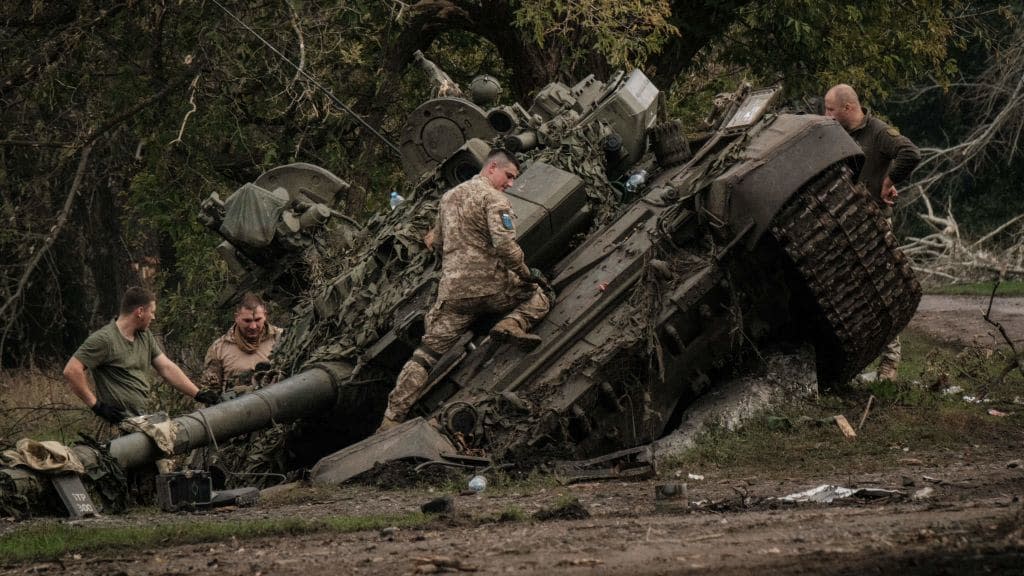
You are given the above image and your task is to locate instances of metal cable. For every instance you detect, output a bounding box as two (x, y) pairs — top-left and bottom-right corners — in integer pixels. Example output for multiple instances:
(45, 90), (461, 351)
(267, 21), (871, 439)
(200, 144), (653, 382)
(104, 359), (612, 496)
(209, 0), (401, 157)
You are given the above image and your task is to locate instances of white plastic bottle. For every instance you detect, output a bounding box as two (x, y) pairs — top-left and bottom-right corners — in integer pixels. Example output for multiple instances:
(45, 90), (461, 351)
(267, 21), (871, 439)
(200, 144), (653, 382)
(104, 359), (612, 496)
(389, 191), (405, 210)
(624, 169), (648, 194)
(468, 475), (487, 492)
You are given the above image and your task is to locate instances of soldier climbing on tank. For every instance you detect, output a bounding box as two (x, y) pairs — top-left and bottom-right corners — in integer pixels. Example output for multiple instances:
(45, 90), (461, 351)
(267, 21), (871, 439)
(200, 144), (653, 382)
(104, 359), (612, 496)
(377, 151), (551, 432)
(824, 83), (921, 381)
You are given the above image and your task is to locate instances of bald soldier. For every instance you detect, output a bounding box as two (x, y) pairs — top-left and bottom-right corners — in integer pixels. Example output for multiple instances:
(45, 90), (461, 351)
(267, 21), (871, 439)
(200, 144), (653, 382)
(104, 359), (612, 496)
(378, 151), (551, 431)
(824, 84), (921, 215)
(825, 84), (921, 381)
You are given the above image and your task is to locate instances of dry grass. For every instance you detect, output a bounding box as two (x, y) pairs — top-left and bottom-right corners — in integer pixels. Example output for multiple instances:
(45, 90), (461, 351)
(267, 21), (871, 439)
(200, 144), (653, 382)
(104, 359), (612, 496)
(0, 367), (104, 447)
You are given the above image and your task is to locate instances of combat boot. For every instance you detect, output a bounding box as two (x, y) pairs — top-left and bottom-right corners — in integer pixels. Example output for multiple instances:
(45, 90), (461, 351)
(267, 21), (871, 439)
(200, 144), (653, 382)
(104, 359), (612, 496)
(490, 317), (541, 350)
(877, 358), (899, 381)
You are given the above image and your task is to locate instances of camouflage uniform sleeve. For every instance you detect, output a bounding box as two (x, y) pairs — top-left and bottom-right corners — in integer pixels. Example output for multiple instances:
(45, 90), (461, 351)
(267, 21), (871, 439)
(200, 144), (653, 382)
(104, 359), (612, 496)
(876, 125), (921, 184)
(485, 193), (530, 279)
(200, 340), (224, 391)
(432, 220), (443, 251)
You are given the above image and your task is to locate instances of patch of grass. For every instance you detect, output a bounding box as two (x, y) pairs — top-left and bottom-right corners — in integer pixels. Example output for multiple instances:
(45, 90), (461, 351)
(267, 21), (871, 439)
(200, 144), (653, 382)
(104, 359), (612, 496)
(667, 401), (1021, 477)
(924, 281), (1024, 297)
(0, 512), (429, 563)
(664, 327), (1024, 477)
(496, 505), (526, 522)
(897, 328), (1023, 403)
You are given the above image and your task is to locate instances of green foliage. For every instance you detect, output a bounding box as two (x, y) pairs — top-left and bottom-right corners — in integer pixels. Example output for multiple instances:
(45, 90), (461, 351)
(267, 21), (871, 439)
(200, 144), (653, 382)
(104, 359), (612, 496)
(515, 0), (678, 68)
(720, 1), (961, 100)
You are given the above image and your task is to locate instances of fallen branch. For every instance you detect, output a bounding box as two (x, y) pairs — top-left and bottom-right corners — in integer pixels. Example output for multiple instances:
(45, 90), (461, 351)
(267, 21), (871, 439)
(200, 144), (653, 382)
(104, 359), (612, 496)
(168, 74), (200, 147)
(983, 278), (1024, 382)
(857, 395), (875, 431)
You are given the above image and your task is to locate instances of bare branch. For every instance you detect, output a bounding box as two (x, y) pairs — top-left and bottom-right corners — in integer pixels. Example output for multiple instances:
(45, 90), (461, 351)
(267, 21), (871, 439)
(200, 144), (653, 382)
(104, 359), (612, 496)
(169, 74), (201, 147)
(0, 143), (94, 352)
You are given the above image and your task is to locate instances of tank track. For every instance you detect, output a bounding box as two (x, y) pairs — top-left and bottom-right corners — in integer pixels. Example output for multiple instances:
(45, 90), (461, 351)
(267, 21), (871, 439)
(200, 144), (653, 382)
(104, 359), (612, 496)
(769, 165), (921, 385)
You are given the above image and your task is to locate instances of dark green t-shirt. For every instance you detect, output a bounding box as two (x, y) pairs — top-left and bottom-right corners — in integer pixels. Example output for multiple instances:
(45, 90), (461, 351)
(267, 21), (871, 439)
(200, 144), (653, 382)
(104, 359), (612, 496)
(73, 321), (163, 415)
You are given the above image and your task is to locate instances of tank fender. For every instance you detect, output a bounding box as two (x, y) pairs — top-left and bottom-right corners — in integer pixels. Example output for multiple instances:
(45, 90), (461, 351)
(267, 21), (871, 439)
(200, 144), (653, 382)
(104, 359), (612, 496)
(705, 115), (863, 249)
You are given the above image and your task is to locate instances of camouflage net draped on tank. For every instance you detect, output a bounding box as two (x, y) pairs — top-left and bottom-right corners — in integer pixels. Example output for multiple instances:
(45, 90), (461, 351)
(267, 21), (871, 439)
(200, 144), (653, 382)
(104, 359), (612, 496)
(273, 122), (625, 373)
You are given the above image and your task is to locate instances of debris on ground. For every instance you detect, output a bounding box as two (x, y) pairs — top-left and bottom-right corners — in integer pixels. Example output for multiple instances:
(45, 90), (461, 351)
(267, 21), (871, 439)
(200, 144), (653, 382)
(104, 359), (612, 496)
(913, 487), (936, 500)
(778, 485), (905, 504)
(412, 555), (478, 573)
(467, 475), (486, 493)
(555, 558), (604, 567)
(380, 526), (398, 541)
(421, 496), (455, 515)
(533, 498), (591, 521)
(654, 483), (688, 513)
(833, 415), (857, 438)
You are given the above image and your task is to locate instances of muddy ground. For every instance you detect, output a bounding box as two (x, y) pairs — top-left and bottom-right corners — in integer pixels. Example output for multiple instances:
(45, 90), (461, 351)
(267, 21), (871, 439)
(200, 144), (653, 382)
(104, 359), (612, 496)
(3, 295), (1023, 575)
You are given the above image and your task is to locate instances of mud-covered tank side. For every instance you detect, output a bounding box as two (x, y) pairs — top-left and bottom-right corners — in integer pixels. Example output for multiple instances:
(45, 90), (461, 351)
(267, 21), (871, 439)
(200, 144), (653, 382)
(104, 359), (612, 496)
(308, 104), (922, 483)
(175, 65), (920, 489)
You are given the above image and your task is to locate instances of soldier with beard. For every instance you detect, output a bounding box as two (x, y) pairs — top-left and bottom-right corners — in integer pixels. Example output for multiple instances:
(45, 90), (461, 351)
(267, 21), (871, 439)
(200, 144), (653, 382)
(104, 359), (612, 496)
(200, 292), (283, 395)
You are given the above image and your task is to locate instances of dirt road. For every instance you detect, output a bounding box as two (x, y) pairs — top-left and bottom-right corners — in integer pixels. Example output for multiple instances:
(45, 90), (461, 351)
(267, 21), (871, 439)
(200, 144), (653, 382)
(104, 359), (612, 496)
(14, 456), (1021, 575)
(908, 294), (1024, 347)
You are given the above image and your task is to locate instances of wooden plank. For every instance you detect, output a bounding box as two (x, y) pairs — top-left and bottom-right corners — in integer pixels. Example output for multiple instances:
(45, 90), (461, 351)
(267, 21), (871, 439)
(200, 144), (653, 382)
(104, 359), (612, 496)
(834, 414), (857, 438)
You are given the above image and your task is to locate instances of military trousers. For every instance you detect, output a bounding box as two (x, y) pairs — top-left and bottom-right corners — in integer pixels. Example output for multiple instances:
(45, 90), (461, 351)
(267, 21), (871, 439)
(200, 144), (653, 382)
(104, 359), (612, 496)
(385, 283), (550, 422)
(880, 216), (902, 368)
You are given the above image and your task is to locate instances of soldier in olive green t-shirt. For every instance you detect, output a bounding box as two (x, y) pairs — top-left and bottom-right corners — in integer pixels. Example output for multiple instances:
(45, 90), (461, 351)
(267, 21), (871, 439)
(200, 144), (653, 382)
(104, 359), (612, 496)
(72, 321), (163, 416)
(63, 287), (220, 424)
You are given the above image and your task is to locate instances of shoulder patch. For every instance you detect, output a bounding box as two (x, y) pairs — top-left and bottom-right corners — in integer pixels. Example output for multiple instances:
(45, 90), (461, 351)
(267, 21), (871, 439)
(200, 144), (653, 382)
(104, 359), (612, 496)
(887, 126), (901, 136)
(500, 211), (514, 230)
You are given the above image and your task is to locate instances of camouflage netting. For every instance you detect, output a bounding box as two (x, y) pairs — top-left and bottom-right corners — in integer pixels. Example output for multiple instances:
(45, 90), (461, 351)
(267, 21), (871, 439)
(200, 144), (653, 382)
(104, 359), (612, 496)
(274, 120), (626, 374)
(186, 425), (292, 489)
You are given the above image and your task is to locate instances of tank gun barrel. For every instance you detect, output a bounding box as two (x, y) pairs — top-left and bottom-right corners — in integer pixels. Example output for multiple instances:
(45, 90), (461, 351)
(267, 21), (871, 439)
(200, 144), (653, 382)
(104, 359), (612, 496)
(413, 50), (463, 99)
(84, 364), (346, 471)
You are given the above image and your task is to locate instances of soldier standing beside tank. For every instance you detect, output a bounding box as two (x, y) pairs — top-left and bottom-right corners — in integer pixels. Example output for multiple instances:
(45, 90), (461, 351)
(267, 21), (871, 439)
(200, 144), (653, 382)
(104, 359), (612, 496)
(378, 151), (551, 431)
(63, 287), (220, 425)
(200, 292), (283, 395)
(824, 83), (922, 381)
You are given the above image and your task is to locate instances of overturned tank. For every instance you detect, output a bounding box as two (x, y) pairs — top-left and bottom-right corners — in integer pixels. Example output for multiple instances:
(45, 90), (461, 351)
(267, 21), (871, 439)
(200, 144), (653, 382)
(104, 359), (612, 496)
(186, 64), (919, 484)
(8, 62), (921, 506)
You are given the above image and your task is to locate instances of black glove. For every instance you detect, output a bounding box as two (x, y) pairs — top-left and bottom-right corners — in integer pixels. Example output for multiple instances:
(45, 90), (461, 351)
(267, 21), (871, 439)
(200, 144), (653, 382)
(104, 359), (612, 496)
(195, 389), (222, 406)
(528, 267), (553, 292)
(91, 401), (126, 424)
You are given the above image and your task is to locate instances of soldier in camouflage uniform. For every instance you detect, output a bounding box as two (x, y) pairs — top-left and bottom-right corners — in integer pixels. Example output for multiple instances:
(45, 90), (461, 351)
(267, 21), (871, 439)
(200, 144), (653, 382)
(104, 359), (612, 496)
(825, 84), (921, 381)
(199, 292), (283, 395)
(379, 151), (551, 430)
